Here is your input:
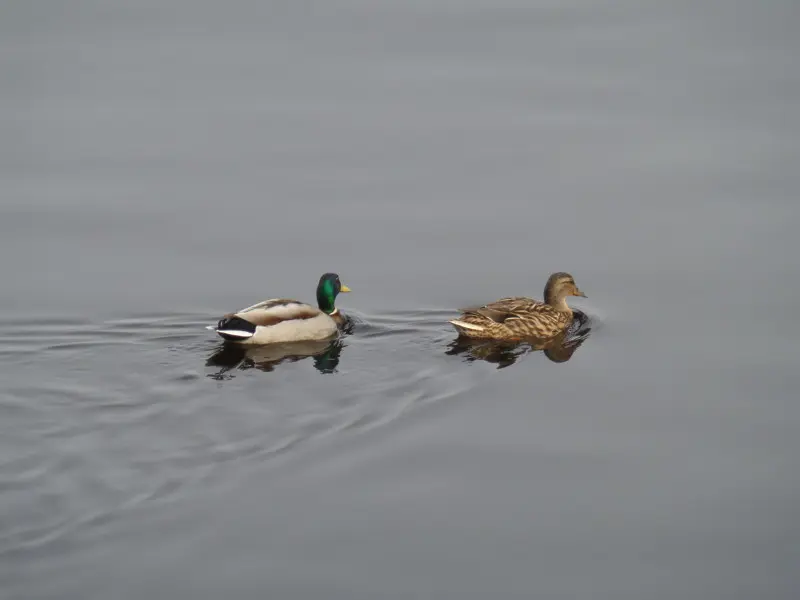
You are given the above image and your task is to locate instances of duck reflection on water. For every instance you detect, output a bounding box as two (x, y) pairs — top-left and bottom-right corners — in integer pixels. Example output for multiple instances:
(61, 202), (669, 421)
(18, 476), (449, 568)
(206, 338), (345, 379)
(446, 310), (592, 369)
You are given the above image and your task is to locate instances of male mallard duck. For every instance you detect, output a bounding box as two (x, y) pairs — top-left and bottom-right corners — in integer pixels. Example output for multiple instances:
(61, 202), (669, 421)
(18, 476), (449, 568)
(207, 273), (351, 345)
(449, 272), (586, 340)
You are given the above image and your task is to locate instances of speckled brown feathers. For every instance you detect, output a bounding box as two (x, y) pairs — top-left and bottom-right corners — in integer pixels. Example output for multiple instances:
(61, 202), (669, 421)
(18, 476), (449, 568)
(453, 297), (573, 339)
(449, 272), (586, 341)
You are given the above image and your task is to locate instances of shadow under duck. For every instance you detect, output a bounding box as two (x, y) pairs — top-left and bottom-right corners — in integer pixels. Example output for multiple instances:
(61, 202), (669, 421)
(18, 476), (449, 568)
(207, 273), (351, 345)
(449, 272), (586, 341)
(206, 338), (345, 377)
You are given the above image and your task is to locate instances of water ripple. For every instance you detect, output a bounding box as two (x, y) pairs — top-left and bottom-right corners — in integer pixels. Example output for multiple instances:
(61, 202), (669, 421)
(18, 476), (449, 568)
(0, 306), (587, 566)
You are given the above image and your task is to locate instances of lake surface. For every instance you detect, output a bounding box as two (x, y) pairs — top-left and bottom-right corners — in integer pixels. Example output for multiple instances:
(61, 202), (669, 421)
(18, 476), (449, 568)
(2, 1), (799, 598)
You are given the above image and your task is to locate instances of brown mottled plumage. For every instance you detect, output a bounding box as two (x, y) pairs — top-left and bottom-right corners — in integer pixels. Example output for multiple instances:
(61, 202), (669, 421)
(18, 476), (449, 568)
(446, 321), (590, 367)
(449, 272), (586, 340)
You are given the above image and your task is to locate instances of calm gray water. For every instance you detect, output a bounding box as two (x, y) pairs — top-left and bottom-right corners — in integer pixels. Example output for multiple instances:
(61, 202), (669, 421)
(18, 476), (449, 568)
(2, 1), (799, 598)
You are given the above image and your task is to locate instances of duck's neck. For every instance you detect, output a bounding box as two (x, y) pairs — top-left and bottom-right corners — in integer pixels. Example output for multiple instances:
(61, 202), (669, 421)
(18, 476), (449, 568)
(317, 290), (336, 315)
(545, 291), (572, 313)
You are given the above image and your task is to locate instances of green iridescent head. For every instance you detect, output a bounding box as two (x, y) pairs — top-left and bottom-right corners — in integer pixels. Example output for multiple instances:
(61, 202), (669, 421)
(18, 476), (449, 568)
(316, 273), (351, 314)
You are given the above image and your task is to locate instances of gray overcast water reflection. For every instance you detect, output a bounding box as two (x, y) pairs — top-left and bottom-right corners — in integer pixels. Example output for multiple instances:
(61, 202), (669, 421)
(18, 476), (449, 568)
(1, 1), (799, 598)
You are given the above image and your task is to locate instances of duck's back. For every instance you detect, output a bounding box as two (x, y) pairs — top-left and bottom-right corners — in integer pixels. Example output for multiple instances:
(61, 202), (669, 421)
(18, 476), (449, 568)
(452, 296), (571, 339)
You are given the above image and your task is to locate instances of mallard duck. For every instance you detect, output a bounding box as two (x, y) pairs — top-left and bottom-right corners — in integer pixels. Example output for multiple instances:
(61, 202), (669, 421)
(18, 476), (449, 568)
(449, 272), (586, 340)
(207, 273), (351, 345)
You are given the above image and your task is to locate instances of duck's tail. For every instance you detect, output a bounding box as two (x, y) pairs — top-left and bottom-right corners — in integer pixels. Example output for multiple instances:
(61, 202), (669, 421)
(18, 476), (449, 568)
(449, 319), (486, 337)
(208, 316), (256, 342)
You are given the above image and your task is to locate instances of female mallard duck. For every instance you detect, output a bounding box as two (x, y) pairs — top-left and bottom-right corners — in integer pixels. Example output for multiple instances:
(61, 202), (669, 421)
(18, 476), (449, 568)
(208, 273), (351, 345)
(449, 272), (586, 341)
